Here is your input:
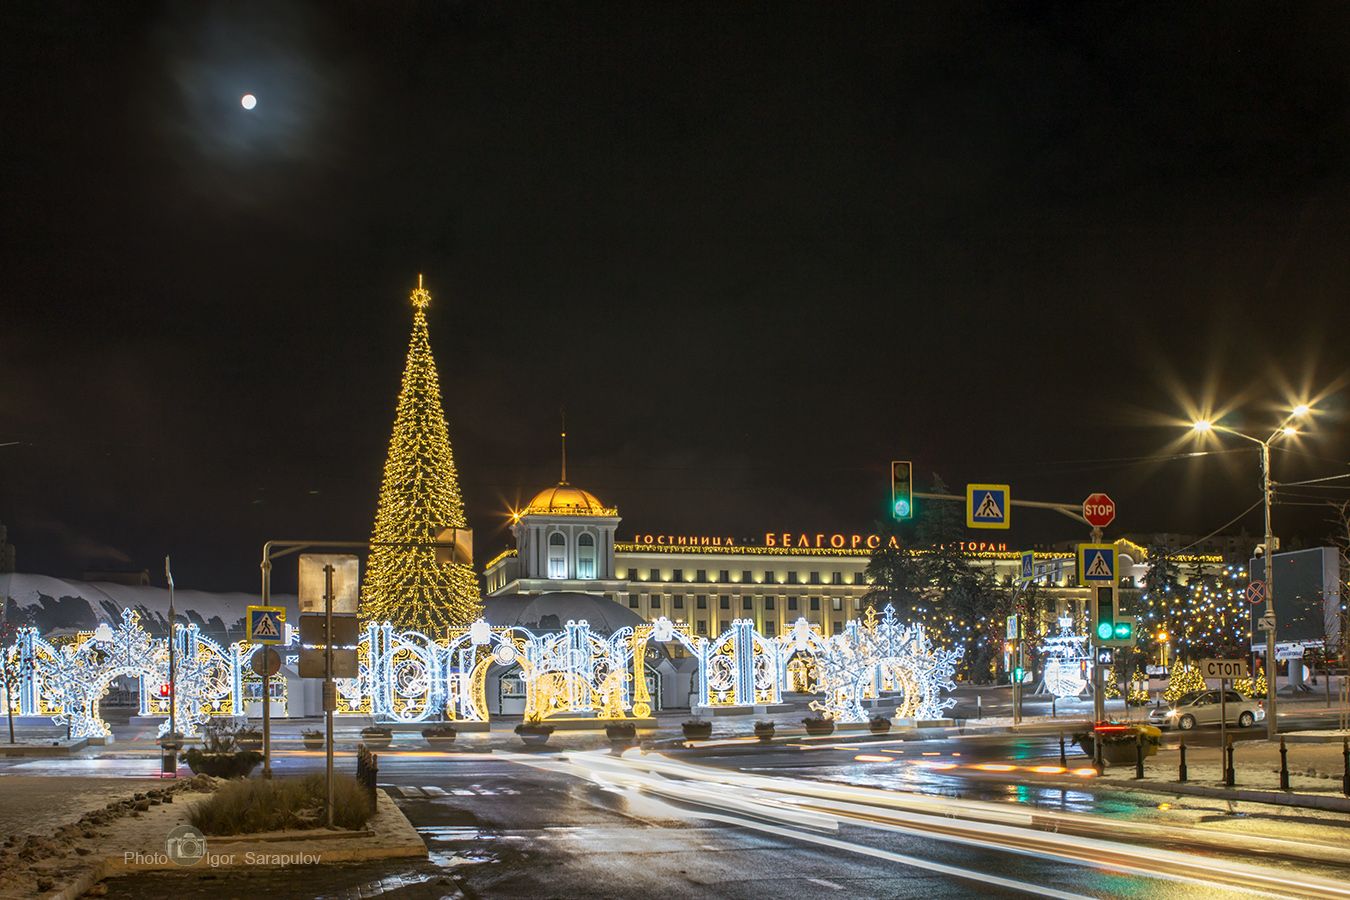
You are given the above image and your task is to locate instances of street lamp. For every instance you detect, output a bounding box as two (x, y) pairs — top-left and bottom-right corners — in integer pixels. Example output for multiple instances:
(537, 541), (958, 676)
(1187, 404), (1315, 740)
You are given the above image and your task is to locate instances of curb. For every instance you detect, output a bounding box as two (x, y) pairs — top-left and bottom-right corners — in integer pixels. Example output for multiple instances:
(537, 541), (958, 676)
(1090, 777), (1350, 813)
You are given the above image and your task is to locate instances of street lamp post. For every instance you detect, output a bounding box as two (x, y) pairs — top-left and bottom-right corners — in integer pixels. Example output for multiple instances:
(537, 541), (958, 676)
(1190, 404), (1312, 741)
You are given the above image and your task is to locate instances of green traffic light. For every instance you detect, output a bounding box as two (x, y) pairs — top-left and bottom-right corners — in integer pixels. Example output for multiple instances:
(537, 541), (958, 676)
(1114, 621), (1132, 639)
(1096, 621), (1114, 641)
(1013, 666), (1025, 682)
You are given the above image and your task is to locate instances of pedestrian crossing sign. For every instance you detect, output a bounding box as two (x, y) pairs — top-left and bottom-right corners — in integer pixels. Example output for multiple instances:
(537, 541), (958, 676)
(966, 484), (1011, 530)
(1020, 551), (1035, 583)
(1077, 544), (1116, 584)
(247, 605), (286, 645)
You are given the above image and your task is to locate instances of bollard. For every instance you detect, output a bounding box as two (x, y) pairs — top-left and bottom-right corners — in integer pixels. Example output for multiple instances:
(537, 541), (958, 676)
(1279, 738), (1290, 791)
(1178, 739), (1187, 782)
(1224, 737), (1235, 788)
(1134, 734), (1145, 779)
(1059, 732), (1067, 768)
(1093, 731), (1104, 776)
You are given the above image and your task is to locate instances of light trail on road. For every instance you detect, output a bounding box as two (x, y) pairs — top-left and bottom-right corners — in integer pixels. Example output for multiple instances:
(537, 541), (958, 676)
(509, 748), (1350, 899)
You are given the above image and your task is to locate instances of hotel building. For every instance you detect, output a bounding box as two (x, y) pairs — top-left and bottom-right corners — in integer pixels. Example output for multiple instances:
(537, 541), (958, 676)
(483, 478), (1161, 635)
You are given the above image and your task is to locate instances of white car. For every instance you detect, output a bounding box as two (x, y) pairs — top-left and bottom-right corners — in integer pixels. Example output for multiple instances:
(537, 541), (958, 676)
(1148, 689), (1265, 731)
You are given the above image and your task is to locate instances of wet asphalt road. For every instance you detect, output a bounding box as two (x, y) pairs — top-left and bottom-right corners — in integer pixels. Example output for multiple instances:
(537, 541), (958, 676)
(94, 739), (1345, 900)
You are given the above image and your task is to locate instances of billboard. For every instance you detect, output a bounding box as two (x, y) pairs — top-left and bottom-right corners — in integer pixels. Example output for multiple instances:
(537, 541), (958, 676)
(1248, 547), (1341, 647)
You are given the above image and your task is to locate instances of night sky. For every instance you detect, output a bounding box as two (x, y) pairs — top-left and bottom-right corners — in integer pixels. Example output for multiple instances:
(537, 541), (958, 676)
(3, 2), (1348, 593)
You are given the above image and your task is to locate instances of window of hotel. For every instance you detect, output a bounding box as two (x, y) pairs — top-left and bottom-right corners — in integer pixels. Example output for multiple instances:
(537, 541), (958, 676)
(649, 568), (660, 581)
(854, 597), (862, 610)
(672, 569), (683, 582)
(696, 620), (708, 635)
(720, 596), (730, 610)
(576, 534), (596, 579)
(832, 621), (843, 633)
(696, 595), (707, 609)
(719, 570), (729, 583)
(548, 533), (566, 579)
(741, 570), (752, 584)
(650, 594), (661, 609)
(832, 572), (843, 585)
(787, 571), (799, 585)
(764, 621), (777, 637)
(853, 572), (867, 585)
(627, 568), (638, 581)
(695, 569), (707, 582)
(742, 596), (753, 611)
(831, 597), (843, 611)
(809, 571), (820, 584)
(763, 570), (775, 585)
(810, 597), (820, 611)
(787, 596), (798, 611)
(673, 594), (684, 609)
(764, 596), (775, 610)
(628, 596), (639, 608)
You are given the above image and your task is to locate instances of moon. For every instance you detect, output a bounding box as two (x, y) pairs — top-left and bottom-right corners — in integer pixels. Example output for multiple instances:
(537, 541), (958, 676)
(240, 93), (257, 110)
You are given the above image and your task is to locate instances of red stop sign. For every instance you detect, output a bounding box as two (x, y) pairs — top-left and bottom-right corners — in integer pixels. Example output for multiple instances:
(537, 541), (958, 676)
(1082, 492), (1116, 528)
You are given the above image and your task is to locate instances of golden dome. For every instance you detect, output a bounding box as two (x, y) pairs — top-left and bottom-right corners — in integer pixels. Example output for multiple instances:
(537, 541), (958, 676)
(522, 483), (616, 517)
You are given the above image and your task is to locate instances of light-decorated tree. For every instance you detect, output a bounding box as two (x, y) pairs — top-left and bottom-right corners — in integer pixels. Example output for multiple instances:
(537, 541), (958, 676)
(1163, 662), (1206, 703)
(361, 277), (482, 633)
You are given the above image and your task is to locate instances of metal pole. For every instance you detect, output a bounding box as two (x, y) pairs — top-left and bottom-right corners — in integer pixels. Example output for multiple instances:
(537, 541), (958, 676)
(1219, 677), (1227, 774)
(1090, 524), (1105, 725)
(260, 546), (273, 779)
(165, 556), (176, 745)
(1261, 441), (1278, 740)
(325, 563), (335, 830)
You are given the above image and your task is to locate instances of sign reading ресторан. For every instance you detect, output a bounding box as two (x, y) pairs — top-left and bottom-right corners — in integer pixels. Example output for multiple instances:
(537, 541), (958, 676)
(626, 532), (1011, 553)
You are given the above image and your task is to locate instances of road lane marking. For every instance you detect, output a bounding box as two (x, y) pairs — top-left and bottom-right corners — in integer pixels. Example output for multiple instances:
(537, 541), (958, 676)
(807, 878), (843, 890)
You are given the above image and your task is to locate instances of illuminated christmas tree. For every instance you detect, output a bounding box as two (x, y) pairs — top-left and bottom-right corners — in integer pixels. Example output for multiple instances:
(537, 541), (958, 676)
(361, 276), (482, 633)
(1163, 662), (1205, 703)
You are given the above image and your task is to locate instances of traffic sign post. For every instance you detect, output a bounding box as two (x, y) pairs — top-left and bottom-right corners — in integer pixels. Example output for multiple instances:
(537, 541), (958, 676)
(1246, 580), (1266, 605)
(247, 605), (286, 645)
(966, 484), (1011, 530)
(1019, 551), (1034, 585)
(1202, 659), (1244, 772)
(1082, 493), (1116, 529)
(1078, 544), (1117, 584)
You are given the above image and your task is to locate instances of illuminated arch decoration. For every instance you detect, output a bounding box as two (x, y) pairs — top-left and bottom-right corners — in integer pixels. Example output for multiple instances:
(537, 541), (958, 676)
(2, 606), (961, 731)
(335, 625), (375, 716)
(143, 624), (241, 737)
(34, 610), (164, 740)
(629, 617), (705, 717)
(1038, 618), (1089, 700)
(788, 605), (962, 723)
(367, 624), (445, 722)
(445, 621), (535, 722)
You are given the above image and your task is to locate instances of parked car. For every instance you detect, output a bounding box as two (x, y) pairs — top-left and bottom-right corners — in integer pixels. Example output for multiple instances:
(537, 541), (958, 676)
(1147, 689), (1265, 731)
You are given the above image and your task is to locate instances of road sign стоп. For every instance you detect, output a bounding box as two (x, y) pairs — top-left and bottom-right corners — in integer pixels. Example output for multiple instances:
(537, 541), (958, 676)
(1082, 493), (1116, 529)
(1200, 658), (1244, 680)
